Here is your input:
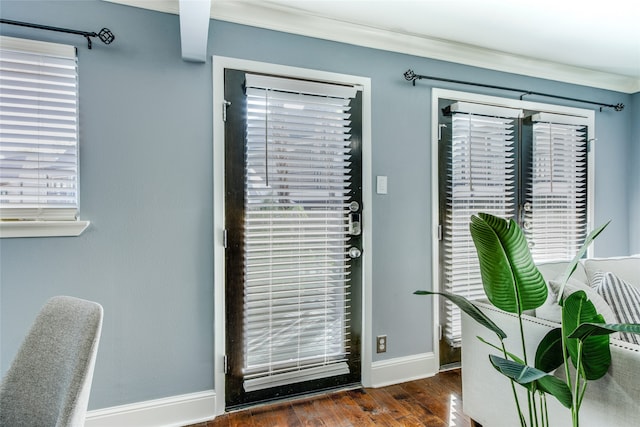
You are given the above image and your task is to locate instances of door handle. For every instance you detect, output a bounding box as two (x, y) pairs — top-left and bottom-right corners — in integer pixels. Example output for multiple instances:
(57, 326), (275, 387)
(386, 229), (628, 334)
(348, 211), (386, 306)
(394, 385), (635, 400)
(349, 213), (361, 236)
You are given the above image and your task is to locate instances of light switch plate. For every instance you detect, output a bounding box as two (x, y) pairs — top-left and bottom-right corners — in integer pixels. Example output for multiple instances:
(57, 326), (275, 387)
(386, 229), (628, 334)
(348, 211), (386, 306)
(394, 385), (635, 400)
(377, 176), (388, 194)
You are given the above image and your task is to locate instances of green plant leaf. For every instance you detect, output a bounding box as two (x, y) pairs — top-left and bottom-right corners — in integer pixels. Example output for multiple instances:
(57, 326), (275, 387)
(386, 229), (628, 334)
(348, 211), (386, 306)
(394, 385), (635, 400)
(555, 221), (610, 303)
(469, 213), (547, 314)
(477, 336), (524, 364)
(562, 291), (611, 380)
(489, 355), (546, 383)
(568, 322), (640, 340)
(536, 375), (573, 409)
(489, 355), (573, 409)
(414, 290), (507, 339)
(535, 328), (564, 372)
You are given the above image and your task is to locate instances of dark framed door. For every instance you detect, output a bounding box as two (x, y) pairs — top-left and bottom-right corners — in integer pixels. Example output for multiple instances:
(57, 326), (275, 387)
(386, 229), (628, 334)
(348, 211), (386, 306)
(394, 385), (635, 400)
(224, 69), (363, 409)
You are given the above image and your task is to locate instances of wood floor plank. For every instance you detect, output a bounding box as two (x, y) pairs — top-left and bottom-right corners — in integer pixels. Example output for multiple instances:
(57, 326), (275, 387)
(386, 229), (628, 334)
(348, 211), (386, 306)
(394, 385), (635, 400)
(330, 390), (377, 427)
(191, 369), (472, 427)
(251, 402), (302, 427)
(291, 399), (330, 427)
(384, 383), (444, 426)
(366, 387), (414, 421)
(344, 388), (406, 426)
(291, 395), (352, 427)
(226, 409), (255, 427)
(400, 379), (450, 422)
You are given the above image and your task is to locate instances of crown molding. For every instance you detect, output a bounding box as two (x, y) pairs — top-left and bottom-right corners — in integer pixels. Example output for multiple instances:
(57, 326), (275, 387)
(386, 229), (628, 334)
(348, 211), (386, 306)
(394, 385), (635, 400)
(103, 0), (639, 93)
(103, 0), (179, 14)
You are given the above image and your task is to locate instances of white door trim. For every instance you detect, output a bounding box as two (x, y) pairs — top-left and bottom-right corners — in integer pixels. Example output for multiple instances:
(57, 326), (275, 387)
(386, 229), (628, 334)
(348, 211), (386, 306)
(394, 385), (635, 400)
(212, 56), (373, 415)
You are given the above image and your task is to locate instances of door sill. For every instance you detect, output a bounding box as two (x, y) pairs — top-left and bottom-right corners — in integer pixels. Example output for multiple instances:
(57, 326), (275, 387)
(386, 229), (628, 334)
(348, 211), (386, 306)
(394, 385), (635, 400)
(439, 362), (461, 372)
(225, 382), (362, 413)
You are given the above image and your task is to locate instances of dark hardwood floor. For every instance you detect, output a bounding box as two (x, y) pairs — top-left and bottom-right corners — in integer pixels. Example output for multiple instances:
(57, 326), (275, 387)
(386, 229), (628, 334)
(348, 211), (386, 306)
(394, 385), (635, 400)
(188, 369), (474, 427)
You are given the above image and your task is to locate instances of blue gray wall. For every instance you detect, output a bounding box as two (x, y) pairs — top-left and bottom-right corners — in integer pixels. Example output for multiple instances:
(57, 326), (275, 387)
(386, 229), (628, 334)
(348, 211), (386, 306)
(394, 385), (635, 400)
(0, 0), (636, 409)
(630, 92), (640, 255)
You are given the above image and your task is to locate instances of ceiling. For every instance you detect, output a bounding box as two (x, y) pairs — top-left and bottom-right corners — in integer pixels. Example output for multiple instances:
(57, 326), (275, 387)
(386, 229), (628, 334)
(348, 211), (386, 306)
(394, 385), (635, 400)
(106, 0), (640, 93)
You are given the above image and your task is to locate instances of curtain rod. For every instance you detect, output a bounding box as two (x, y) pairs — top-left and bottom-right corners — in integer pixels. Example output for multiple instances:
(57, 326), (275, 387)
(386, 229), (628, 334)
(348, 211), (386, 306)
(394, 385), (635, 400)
(0, 19), (114, 49)
(403, 69), (624, 112)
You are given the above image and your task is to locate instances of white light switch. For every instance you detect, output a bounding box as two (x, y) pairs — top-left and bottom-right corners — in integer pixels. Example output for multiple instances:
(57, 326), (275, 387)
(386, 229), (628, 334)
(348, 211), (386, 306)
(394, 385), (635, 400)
(377, 176), (388, 194)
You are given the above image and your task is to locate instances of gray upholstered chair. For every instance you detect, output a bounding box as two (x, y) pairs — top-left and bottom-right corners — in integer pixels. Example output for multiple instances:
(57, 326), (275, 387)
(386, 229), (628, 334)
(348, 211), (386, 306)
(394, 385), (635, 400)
(0, 296), (103, 427)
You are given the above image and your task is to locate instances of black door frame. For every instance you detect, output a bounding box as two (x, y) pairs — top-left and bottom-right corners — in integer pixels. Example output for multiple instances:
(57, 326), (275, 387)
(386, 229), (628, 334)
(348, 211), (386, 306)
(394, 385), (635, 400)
(223, 67), (364, 409)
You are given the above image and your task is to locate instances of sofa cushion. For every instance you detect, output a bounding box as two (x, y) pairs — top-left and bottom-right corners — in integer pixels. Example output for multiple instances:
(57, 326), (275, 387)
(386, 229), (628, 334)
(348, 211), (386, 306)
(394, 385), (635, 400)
(536, 277), (616, 325)
(583, 256), (640, 289)
(591, 271), (640, 345)
(537, 260), (588, 285)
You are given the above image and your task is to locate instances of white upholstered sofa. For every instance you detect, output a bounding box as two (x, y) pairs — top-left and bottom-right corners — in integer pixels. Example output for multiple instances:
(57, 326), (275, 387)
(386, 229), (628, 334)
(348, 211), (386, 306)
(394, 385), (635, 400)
(461, 256), (640, 427)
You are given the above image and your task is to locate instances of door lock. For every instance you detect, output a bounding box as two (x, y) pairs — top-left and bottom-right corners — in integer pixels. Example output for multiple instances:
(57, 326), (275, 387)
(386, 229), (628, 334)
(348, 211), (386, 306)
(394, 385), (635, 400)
(348, 213), (361, 236)
(348, 247), (362, 259)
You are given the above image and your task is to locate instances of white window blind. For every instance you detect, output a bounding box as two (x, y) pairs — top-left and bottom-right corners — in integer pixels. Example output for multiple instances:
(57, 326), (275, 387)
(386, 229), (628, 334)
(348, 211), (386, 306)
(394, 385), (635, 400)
(242, 74), (357, 391)
(0, 36), (79, 221)
(524, 112), (589, 262)
(443, 102), (521, 347)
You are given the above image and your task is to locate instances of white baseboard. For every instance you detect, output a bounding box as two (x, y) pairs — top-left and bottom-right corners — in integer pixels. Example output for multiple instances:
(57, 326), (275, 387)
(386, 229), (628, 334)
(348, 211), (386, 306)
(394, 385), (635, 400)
(84, 354), (435, 425)
(370, 352), (437, 388)
(85, 390), (216, 427)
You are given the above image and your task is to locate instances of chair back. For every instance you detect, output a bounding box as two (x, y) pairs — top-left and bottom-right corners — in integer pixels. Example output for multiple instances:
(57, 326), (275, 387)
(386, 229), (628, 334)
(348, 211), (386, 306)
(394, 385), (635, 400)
(1, 296), (103, 427)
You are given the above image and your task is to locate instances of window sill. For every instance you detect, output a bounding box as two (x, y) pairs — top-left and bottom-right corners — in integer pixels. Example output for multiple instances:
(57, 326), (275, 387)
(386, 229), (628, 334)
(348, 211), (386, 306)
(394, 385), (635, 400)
(0, 220), (90, 238)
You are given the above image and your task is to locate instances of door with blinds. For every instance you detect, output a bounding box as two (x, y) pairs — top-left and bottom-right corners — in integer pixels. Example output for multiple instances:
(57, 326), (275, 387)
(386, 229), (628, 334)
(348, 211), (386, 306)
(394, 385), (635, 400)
(224, 69), (363, 408)
(437, 97), (590, 367)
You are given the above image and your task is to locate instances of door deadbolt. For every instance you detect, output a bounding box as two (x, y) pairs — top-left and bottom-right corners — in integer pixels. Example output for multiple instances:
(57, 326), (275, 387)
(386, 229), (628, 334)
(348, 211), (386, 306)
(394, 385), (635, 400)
(348, 247), (362, 259)
(348, 213), (361, 236)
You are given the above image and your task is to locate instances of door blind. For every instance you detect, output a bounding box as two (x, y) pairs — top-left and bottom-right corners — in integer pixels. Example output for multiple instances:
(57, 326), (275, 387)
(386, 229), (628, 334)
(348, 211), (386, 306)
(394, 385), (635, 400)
(0, 36), (79, 221)
(442, 102), (521, 346)
(524, 113), (589, 262)
(242, 74), (357, 391)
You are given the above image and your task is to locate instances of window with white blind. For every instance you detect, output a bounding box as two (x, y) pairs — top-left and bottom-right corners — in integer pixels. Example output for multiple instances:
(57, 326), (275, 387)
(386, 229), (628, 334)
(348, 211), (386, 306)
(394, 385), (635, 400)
(242, 73), (356, 391)
(0, 36), (88, 237)
(523, 113), (589, 262)
(441, 102), (521, 347)
(437, 96), (593, 350)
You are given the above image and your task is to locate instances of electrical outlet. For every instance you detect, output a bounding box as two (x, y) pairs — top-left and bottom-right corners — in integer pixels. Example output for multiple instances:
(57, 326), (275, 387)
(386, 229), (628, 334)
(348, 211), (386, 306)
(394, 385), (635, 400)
(376, 335), (387, 353)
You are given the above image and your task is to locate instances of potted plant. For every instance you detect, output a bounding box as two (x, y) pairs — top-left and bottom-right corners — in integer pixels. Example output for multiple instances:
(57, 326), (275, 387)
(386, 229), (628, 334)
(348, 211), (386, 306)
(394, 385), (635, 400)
(416, 213), (640, 427)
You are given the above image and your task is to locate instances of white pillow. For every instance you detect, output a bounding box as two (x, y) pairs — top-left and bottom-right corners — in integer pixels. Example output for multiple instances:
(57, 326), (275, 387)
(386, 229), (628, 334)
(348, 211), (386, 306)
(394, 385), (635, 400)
(583, 256), (640, 289)
(536, 277), (616, 325)
(591, 271), (640, 345)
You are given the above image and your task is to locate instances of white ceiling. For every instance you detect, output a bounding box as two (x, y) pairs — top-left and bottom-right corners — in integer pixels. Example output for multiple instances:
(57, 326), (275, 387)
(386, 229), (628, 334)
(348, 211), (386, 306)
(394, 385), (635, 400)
(106, 0), (640, 92)
(263, 0), (639, 77)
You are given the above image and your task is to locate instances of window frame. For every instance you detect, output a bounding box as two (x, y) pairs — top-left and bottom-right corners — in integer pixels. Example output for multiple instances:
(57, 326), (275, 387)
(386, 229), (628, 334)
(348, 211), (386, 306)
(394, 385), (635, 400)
(430, 88), (595, 358)
(0, 36), (89, 238)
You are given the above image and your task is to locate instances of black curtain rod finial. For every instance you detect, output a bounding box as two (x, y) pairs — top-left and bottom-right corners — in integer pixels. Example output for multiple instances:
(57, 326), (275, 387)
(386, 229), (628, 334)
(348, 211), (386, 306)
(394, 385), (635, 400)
(98, 28), (115, 45)
(404, 69), (417, 83)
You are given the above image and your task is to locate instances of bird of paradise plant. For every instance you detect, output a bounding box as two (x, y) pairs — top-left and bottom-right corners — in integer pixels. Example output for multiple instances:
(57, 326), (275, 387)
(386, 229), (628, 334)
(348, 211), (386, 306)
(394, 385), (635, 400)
(416, 213), (640, 427)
